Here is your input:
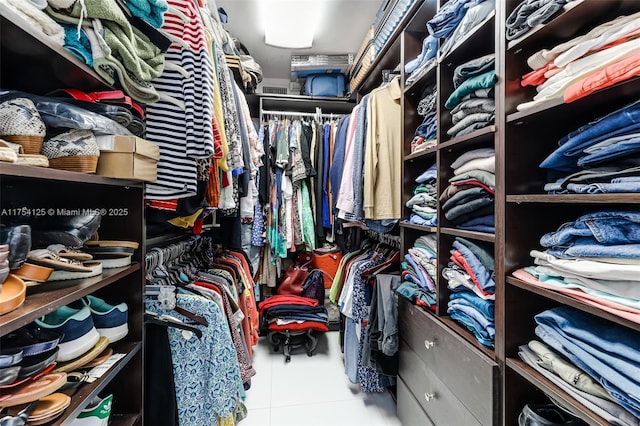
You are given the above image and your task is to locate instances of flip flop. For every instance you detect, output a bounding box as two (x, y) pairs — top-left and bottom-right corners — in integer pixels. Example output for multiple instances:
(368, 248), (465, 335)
(46, 244), (93, 261)
(47, 261), (102, 281)
(84, 240), (139, 249)
(0, 274), (26, 315)
(13, 263), (54, 283)
(7, 393), (70, 424)
(0, 372), (66, 407)
(27, 250), (92, 272)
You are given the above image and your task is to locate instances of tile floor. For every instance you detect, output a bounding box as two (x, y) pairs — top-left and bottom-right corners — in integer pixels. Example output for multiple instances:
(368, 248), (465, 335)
(241, 331), (402, 426)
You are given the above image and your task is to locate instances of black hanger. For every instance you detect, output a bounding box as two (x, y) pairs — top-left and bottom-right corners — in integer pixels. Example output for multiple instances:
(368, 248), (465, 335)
(144, 312), (203, 339)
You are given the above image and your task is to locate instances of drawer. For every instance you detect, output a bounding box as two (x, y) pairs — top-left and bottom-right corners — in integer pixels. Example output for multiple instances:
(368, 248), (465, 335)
(399, 342), (483, 426)
(399, 300), (497, 425)
(397, 376), (434, 426)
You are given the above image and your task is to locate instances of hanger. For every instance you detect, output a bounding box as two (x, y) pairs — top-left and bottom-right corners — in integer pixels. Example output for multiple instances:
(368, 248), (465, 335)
(144, 312), (203, 339)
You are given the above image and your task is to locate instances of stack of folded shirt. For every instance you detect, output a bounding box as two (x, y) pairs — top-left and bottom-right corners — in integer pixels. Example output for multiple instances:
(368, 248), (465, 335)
(408, 163), (438, 226)
(442, 237), (495, 347)
(259, 295), (329, 332)
(512, 210), (640, 322)
(444, 54), (496, 139)
(439, 0), (495, 58)
(405, 36), (437, 86)
(506, 0), (576, 42)
(517, 10), (640, 111)
(541, 100), (640, 194)
(440, 148), (495, 230)
(397, 234), (437, 311)
(530, 307), (640, 420)
(411, 85), (438, 153)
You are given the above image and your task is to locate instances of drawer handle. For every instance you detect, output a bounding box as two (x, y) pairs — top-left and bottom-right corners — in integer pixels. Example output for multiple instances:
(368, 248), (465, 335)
(424, 392), (436, 402)
(424, 340), (435, 350)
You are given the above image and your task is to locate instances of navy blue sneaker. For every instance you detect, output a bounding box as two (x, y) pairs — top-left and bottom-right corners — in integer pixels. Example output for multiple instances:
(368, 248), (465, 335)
(79, 296), (128, 343)
(35, 306), (99, 362)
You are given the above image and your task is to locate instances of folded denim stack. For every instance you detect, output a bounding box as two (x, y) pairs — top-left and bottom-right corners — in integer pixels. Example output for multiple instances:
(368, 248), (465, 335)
(518, 340), (638, 426)
(439, 0), (495, 58)
(442, 237), (495, 347)
(444, 54), (496, 139)
(541, 100), (640, 194)
(532, 306), (640, 420)
(506, 0), (576, 42)
(440, 148), (495, 229)
(410, 86), (438, 154)
(396, 234), (437, 311)
(513, 210), (640, 323)
(407, 163), (438, 226)
(518, 10), (640, 111)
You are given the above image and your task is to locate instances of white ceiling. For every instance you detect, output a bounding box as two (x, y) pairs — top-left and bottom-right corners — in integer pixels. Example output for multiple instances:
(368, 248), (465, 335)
(215, 0), (382, 83)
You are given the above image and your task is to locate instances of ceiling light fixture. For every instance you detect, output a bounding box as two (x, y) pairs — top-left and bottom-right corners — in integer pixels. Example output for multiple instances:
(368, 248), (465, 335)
(261, 0), (325, 49)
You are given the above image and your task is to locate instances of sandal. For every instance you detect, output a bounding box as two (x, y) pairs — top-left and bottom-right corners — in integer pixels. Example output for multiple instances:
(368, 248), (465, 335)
(46, 244), (92, 261)
(26, 250), (92, 272)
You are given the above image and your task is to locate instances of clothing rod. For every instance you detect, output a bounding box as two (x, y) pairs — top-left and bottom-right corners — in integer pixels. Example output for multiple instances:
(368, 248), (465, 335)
(261, 109), (342, 118)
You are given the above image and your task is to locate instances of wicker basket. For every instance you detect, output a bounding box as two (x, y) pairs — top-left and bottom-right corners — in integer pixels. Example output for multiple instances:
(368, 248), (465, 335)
(48, 155), (99, 173)
(3, 135), (44, 154)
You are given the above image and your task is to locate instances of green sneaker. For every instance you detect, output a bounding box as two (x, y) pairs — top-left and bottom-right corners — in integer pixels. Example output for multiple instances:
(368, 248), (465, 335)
(70, 394), (112, 426)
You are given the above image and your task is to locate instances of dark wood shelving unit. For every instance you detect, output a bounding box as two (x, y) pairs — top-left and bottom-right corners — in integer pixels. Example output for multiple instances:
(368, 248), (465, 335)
(404, 146), (437, 161)
(0, 264), (140, 335)
(404, 63), (437, 95)
(53, 342), (142, 426)
(108, 414), (140, 426)
(400, 221), (437, 233)
(507, 194), (640, 204)
(506, 276), (640, 333)
(440, 316), (496, 361)
(438, 125), (496, 150)
(506, 358), (610, 426)
(440, 227), (495, 243)
(0, 163), (142, 188)
(438, 10), (496, 66)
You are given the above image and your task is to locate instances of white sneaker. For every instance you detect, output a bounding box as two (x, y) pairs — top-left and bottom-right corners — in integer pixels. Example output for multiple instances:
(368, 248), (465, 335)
(69, 394), (113, 426)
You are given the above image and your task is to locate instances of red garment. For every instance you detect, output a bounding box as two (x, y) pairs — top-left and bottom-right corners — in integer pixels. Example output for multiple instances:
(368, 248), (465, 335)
(206, 159), (220, 208)
(268, 321), (329, 333)
(565, 51), (640, 103)
(451, 179), (495, 194)
(521, 63), (557, 87)
(146, 199), (179, 211)
(450, 250), (493, 297)
(258, 295), (319, 313)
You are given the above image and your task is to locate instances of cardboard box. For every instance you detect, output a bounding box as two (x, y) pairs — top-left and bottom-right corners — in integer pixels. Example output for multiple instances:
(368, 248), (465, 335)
(95, 135), (159, 182)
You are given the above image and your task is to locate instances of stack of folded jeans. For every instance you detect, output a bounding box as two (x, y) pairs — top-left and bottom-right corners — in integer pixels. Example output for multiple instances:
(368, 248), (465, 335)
(517, 10), (640, 111)
(410, 85), (438, 153)
(513, 210), (640, 322)
(408, 163), (438, 226)
(440, 148), (495, 229)
(532, 306), (640, 420)
(439, 0), (495, 58)
(518, 339), (639, 426)
(444, 54), (496, 139)
(397, 234), (437, 311)
(541, 100), (640, 194)
(506, 0), (575, 41)
(442, 237), (495, 346)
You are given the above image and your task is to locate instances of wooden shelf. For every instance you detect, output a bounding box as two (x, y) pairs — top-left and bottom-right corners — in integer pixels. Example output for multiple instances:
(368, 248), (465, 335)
(0, 163), (143, 188)
(109, 413), (140, 426)
(400, 221), (437, 233)
(438, 125), (496, 150)
(440, 227), (495, 243)
(0, 4), (111, 94)
(404, 145), (437, 161)
(440, 316), (496, 361)
(506, 276), (640, 332)
(54, 341), (142, 426)
(438, 10), (496, 66)
(0, 264), (141, 335)
(506, 358), (611, 426)
(507, 194), (640, 204)
(404, 62), (437, 95)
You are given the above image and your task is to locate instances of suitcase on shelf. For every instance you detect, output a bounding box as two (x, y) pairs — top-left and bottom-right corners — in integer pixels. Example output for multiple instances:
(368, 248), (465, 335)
(304, 74), (346, 97)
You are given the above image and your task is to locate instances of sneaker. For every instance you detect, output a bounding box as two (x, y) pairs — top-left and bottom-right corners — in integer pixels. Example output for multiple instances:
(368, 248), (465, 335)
(34, 306), (100, 362)
(69, 394), (113, 426)
(76, 295), (128, 343)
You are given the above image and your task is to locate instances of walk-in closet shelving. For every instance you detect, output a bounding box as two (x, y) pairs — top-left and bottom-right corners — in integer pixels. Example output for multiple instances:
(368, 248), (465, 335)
(0, 10), (145, 424)
(502, 0), (640, 424)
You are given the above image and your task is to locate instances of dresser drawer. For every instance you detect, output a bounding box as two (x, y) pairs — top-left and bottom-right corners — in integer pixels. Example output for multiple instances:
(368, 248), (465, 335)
(397, 376), (434, 426)
(399, 341), (483, 426)
(398, 299), (497, 425)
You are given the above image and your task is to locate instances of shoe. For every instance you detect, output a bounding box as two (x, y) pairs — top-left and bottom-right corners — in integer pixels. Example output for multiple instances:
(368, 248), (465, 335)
(518, 403), (585, 426)
(41, 129), (100, 173)
(69, 394), (112, 426)
(72, 295), (128, 343)
(0, 97), (46, 154)
(27, 211), (102, 248)
(34, 306), (100, 362)
(0, 225), (32, 270)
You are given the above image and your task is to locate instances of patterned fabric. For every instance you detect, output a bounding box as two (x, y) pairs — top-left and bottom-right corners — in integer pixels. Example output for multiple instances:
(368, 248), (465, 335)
(301, 180), (316, 249)
(216, 47), (243, 173)
(146, 294), (241, 423)
(358, 323), (393, 392)
(292, 183), (304, 246)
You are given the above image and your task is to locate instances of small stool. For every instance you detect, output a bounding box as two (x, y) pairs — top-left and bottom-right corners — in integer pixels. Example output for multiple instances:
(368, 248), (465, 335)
(267, 329), (318, 362)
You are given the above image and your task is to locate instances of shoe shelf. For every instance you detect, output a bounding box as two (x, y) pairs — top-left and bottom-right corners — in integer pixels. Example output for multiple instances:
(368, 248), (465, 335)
(506, 276), (640, 333)
(0, 163), (143, 188)
(439, 227), (495, 243)
(0, 4), (112, 95)
(399, 221), (437, 233)
(0, 264), (140, 335)
(506, 358), (609, 426)
(51, 341), (142, 426)
(437, 125), (496, 150)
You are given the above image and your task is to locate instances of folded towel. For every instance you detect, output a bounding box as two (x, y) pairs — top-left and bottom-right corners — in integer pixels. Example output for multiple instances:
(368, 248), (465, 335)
(126, 0), (168, 28)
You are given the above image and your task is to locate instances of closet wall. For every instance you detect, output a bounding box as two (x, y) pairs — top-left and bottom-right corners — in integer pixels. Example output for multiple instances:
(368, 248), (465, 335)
(350, 0), (640, 425)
